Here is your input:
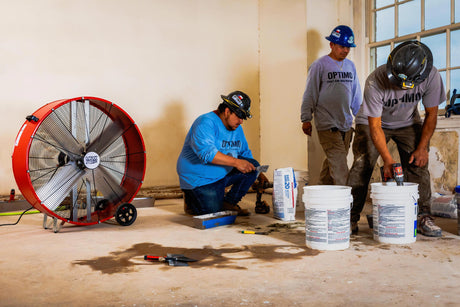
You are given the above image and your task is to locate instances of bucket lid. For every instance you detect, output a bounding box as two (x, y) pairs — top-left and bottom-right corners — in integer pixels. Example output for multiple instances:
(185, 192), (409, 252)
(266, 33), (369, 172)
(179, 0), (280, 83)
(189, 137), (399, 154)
(371, 182), (418, 193)
(304, 185), (351, 198)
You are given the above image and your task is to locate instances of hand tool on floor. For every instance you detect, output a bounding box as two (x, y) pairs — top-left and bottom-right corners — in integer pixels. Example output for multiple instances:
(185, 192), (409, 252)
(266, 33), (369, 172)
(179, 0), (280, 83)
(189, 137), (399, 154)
(241, 230), (268, 235)
(392, 163), (404, 186)
(144, 254), (198, 266)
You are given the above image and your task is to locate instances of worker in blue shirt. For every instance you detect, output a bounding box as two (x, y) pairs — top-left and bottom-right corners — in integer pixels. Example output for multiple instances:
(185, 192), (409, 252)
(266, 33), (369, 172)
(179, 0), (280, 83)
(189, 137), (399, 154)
(177, 91), (259, 216)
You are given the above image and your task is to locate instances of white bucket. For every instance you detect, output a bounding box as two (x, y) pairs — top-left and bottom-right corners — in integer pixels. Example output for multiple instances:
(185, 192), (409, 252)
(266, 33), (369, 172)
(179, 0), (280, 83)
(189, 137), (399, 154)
(294, 170), (309, 211)
(303, 185), (352, 251)
(370, 182), (419, 244)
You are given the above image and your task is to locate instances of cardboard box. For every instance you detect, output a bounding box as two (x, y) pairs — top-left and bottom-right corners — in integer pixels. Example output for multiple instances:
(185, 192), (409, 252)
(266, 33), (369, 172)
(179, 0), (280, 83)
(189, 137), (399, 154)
(193, 211), (237, 229)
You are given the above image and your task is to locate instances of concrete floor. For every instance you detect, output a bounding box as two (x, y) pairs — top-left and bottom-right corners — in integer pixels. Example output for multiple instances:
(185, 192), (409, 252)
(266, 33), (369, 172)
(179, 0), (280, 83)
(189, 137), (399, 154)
(1, 193), (460, 306)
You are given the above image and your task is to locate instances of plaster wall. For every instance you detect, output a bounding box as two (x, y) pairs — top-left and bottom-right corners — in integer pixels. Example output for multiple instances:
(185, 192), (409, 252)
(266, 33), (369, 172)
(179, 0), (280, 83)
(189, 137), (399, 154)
(0, 0), (368, 193)
(0, 0), (263, 192)
(259, 0), (308, 174)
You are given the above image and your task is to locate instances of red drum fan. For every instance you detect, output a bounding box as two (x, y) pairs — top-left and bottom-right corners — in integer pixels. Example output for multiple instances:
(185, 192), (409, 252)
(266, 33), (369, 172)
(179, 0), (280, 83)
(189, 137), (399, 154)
(12, 97), (146, 232)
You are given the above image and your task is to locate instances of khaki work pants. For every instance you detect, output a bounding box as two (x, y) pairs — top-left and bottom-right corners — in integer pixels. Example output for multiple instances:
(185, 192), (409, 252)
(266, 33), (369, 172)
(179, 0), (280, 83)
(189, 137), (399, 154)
(316, 128), (354, 186)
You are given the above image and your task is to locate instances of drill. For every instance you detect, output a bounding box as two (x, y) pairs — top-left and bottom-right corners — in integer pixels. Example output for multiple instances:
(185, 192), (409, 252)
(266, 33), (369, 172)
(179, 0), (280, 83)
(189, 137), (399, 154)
(392, 163), (404, 186)
(380, 163), (404, 185)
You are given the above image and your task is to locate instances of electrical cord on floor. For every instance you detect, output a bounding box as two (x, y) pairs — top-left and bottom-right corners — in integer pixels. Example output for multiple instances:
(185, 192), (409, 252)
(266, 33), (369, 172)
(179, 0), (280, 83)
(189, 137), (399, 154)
(0, 206), (34, 226)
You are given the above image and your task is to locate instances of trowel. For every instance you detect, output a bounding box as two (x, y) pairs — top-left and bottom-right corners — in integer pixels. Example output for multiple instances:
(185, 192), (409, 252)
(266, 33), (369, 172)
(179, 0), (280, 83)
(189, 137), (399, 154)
(144, 254), (198, 266)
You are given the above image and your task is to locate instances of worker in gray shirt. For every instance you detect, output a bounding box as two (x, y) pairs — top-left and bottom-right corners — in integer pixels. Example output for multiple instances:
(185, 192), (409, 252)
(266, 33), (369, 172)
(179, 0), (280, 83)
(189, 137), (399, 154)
(348, 40), (445, 237)
(301, 25), (362, 185)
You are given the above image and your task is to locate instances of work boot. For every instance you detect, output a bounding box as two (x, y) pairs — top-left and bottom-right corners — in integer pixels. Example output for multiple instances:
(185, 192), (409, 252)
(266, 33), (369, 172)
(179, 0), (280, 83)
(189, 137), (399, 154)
(418, 215), (442, 237)
(223, 202), (250, 216)
(351, 221), (359, 235)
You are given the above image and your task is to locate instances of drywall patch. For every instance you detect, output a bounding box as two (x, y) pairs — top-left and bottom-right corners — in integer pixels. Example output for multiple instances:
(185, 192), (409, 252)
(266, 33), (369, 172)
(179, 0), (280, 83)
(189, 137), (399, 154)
(430, 130), (458, 194)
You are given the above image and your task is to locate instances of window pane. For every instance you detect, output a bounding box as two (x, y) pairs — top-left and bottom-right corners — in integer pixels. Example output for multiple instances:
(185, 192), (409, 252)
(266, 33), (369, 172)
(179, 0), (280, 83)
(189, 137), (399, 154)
(376, 7), (395, 41)
(425, 0), (450, 30)
(399, 1), (421, 36)
(421, 34), (446, 69)
(456, 0), (460, 23)
(452, 69), (460, 94)
(376, 0), (394, 8)
(376, 45), (391, 67)
(439, 71), (447, 110)
(452, 30), (460, 67)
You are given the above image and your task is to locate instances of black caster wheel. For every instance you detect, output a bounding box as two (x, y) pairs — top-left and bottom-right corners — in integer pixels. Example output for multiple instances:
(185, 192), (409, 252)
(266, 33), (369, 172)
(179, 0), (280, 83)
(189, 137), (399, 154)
(115, 203), (137, 226)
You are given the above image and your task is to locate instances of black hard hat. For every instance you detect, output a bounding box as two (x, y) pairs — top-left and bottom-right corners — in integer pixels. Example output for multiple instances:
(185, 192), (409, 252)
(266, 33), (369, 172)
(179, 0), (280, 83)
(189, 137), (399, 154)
(386, 40), (433, 89)
(220, 91), (252, 119)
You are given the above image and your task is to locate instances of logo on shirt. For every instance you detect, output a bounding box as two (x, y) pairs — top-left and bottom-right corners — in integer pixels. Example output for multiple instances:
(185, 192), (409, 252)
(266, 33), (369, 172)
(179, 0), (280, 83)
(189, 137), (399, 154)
(326, 71), (354, 84)
(383, 92), (422, 108)
(221, 140), (241, 149)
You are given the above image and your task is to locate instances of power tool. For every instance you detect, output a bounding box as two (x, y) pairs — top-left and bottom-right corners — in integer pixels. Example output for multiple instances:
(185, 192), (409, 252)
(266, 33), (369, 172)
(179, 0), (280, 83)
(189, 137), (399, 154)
(392, 163), (404, 186)
(380, 163), (404, 185)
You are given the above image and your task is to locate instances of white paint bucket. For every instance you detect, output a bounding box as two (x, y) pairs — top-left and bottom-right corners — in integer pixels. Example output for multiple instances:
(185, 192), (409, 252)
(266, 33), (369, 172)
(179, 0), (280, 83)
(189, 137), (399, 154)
(294, 170), (309, 211)
(370, 182), (419, 244)
(303, 185), (352, 250)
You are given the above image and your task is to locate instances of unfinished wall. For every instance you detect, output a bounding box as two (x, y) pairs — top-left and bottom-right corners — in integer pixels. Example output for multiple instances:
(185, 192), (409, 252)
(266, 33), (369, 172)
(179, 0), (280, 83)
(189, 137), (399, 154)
(259, 0), (308, 175)
(0, 0), (375, 195)
(0, 0), (261, 192)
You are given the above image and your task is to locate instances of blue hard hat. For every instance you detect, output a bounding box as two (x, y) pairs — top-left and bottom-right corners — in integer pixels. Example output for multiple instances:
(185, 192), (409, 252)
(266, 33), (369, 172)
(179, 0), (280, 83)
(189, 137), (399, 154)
(325, 25), (356, 48)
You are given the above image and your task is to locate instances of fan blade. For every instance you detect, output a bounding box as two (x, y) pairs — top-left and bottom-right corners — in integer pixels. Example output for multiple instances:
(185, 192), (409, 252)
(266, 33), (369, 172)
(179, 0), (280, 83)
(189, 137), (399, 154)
(89, 166), (126, 205)
(35, 161), (86, 211)
(87, 120), (124, 155)
(36, 113), (84, 159)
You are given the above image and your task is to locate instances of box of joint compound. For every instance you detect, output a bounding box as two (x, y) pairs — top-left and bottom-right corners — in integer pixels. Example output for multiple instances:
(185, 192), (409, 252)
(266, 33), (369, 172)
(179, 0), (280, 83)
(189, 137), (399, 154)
(272, 167), (297, 221)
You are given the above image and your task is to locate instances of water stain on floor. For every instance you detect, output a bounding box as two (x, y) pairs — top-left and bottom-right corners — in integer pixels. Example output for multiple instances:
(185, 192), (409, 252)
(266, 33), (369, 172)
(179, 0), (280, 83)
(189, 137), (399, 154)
(72, 242), (320, 274)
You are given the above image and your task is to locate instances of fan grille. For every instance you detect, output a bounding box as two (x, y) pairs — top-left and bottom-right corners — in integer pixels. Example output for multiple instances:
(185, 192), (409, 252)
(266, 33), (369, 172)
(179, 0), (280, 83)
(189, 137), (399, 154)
(28, 100), (127, 222)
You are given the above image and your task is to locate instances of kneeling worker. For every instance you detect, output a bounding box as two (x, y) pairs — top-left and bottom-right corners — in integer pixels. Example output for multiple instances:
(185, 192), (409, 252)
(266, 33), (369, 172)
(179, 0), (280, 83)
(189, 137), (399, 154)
(176, 90), (259, 216)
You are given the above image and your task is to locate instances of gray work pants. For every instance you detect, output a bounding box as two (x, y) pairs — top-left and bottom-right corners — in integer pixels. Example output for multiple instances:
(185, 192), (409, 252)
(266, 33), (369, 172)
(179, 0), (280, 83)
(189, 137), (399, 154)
(317, 128), (353, 186)
(347, 124), (431, 223)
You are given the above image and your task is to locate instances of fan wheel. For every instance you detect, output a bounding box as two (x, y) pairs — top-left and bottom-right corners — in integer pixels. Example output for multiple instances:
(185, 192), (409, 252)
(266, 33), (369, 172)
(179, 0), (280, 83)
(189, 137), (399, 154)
(12, 96), (146, 226)
(115, 203), (137, 226)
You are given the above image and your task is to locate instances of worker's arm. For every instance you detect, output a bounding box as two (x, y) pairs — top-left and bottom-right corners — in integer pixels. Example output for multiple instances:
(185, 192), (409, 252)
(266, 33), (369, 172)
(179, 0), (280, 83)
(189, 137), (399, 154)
(211, 151), (256, 173)
(302, 122), (312, 136)
(409, 106), (438, 167)
(368, 116), (395, 179)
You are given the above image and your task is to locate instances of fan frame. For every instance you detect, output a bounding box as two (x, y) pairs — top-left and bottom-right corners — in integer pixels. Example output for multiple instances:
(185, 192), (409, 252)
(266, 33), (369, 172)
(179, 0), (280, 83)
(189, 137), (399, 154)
(12, 96), (146, 226)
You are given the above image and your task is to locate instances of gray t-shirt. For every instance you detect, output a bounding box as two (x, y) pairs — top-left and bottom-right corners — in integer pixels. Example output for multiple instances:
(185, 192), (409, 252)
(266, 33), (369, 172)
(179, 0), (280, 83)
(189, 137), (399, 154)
(300, 55), (362, 131)
(355, 64), (445, 129)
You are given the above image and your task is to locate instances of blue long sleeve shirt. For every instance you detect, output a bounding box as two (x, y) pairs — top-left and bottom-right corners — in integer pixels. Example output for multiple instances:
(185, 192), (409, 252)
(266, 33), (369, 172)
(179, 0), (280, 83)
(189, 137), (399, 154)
(176, 111), (253, 189)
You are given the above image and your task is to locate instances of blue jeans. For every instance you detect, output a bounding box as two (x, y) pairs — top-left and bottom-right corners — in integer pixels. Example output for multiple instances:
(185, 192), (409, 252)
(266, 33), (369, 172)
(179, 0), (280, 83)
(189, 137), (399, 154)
(183, 158), (259, 215)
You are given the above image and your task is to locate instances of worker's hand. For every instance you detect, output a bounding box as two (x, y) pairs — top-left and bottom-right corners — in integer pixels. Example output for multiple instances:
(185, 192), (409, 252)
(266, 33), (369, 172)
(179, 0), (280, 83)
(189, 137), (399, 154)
(409, 147), (429, 167)
(302, 122), (312, 136)
(382, 163), (393, 181)
(235, 159), (256, 173)
(382, 160), (396, 180)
